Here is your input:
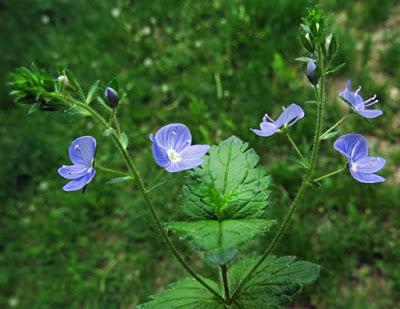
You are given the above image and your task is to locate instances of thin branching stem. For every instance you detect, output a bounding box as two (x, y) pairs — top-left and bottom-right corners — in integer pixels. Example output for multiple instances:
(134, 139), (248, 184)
(320, 110), (349, 140)
(286, 132), (306, 163)
(69, 98), (226, 304)
(221, 265), (230, 302)
(313, 167), (345, 182)
(95, 163), (130, 177)
(229, 48), (327, 303)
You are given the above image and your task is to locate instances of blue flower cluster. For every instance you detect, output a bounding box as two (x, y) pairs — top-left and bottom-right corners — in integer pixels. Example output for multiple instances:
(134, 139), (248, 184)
(58, 80), (386, 191)
(250, 80), (385, 183)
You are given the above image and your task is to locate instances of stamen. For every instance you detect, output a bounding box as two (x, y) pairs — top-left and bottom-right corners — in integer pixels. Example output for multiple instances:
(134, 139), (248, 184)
(363, 95), (378, 106)
(263, 113), (274, 122)
(166, 149), (182, 163)
(364, 100), (379, 107)
(355, 86), (362, 96)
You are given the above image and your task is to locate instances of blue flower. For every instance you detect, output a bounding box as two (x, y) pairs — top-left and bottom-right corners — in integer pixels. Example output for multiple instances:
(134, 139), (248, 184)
(334, 133), (385, 183)
(251, 103), (305, 137)
(58, 136), (97, 191)
(339, 80), (383, 118)
(306, 59), (318, 85)
(150, 123), (210, 172)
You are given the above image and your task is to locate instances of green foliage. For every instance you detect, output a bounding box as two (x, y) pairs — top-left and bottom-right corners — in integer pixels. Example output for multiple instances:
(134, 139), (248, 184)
(229, 255), (320, 308)
(169, 137), (272, 262)
(169, 219), (274, 253)
(1, 0), (399, 307)
(8, 65), (65, 111)
(179, 136), (271, 220)
(138, 278), (224, 309)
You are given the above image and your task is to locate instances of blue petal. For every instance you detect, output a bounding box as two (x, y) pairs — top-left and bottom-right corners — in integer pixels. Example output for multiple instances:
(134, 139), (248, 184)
(154, 123), (192, 152)
(69, 136), (96, 166)
(350, 170), (385, 183)
(152, 141), (170, 168)
(334, 134), (368, 162)
(306, 60), (316, 76)
(357, 109), (383, 118)
(275, 104), (305, 128)
(353, 157), (386, 174)
(166, 145), (210, 172)
(62, 168), (96, 191)
(251, 122), (279, 137)
(339, 80), (365, 107)
(58, 164), (88, 179)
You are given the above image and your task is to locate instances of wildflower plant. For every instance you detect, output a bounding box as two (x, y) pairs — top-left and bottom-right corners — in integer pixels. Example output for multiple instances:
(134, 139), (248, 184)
(8, 8), (387, 308)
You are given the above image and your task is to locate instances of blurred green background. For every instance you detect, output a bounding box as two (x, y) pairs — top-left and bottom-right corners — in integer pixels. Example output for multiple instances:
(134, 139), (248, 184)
(1, 0), (399, 308)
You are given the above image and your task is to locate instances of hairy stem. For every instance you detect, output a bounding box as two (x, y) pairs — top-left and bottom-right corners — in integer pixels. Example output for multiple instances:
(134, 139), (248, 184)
(221, 265), (230, 302)
(229, 49), (327, 303)
(70, 99), (226, 303)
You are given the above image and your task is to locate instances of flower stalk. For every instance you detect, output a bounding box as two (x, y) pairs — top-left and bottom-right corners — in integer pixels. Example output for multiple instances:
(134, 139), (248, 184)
(68, 98), (226, 303)
(320, 110), (349, 140)
(286, 132), (306, 163)
(313, 166), (345, 182)
(229, 47), (327, 303)
(220, 265), (230, 301)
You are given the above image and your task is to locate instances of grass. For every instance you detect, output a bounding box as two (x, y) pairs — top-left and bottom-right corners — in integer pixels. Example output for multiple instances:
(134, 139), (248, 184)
(0, 0), (399, 307)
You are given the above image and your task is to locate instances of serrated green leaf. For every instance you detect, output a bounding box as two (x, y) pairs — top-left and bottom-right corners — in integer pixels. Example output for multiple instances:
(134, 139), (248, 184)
(181, 136), (271, 220)
(170, 137), (272, 261)
(229, 255), (320, 307)
(320, 130), (340, 140)
(120, 132), (128, 149)
(86, 80), (99, 104)
(137, 278), (224, 309)
(169, 219), (275, 253)
(106, 176), (133, 184)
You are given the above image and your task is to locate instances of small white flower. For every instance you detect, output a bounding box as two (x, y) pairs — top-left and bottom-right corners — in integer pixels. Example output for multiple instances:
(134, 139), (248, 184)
(143, 58), (153, 67)
(141, 26), (151, 36)
(41, 15), (50, 24)
(9, 297), (19, 307)
(111, 7), (121, 18)
(161, 84), (169, 92)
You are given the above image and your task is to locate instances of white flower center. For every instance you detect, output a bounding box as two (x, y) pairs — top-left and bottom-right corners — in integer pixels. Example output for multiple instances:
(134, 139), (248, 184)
(167, 148), (182, 163)
(350, 162), (358, 172)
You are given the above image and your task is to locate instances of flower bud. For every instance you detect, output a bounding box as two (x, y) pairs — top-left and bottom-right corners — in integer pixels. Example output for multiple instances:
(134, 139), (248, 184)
(306, 60), (319, 85)
(300, 32), (314, 53)
(104, 87), (119, 108)
(324, 33), (337, 60)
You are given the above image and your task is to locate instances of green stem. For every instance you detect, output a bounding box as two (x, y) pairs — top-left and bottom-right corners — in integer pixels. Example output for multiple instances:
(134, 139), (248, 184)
(229, 49), (327, 303)
(221, 265), (230, 302)
(313, 167), (345, 182)
(286, 132), (306, 163)
(70, 99), (225, 303)
(320, 110), (349, 140)
(95, 163), (131, 177)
